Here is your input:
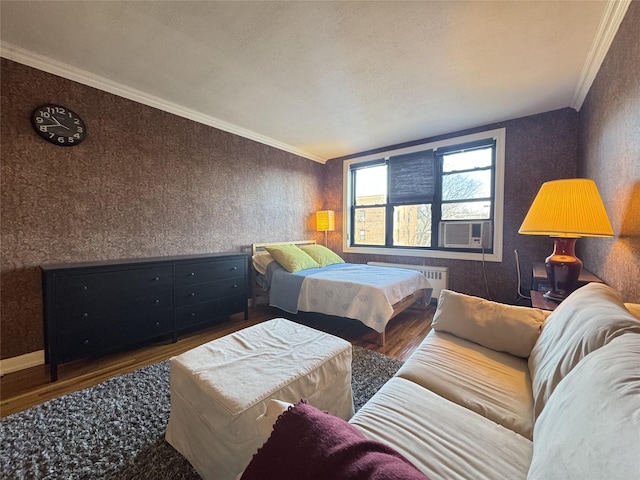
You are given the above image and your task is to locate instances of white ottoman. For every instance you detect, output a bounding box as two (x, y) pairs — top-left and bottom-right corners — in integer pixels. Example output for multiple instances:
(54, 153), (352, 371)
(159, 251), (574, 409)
(165, 318), (354, 480)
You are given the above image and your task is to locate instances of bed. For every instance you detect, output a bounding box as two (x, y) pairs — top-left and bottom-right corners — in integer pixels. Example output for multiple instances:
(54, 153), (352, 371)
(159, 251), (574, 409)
(251, 240), (433, 346)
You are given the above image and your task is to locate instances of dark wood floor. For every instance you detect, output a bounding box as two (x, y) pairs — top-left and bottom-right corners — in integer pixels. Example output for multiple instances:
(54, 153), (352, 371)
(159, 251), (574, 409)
(0, 303), (435, 418)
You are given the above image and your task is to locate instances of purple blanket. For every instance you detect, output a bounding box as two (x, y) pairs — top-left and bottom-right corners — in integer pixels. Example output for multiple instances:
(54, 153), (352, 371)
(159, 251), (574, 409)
(241, 400), (430, 480)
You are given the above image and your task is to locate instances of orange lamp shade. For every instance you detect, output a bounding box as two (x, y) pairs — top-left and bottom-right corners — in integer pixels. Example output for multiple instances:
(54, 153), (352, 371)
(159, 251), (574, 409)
(316, 210), (335, 232)
(518, 179), (613, 238)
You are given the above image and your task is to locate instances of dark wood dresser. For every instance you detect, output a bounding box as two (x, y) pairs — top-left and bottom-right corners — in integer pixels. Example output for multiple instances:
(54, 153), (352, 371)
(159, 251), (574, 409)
(41, 253), (248, 381)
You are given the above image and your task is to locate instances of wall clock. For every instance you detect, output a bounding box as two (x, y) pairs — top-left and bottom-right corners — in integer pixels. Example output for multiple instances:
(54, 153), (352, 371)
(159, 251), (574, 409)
(31, 104), (87, 146)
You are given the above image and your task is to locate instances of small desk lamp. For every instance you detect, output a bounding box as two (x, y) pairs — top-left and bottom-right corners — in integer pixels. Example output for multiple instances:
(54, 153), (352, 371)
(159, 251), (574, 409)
(518, 179), (613, 301)
(316, 210), (335, 247)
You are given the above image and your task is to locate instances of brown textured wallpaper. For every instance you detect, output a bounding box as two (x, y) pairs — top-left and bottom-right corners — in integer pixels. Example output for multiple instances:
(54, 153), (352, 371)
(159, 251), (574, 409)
(1, 59), (324, 359)
(577, 1), (640, 303)
(325, 108), (580, 304)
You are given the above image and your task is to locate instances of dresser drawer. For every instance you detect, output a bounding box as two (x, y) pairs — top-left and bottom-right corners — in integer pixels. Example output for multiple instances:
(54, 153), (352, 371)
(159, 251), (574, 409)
(55, 266), (173, 308)
(175, 301), (217, 330)
(56, 301), (173, 335)
(174, 282), (218, 307)
(216, 294), (247, 317)
(211, 276), (246, 298)
(175, 293), (246, 330)
(174, 276), (245, 307)
(175, 258), (246, 286)
(56, 311), (174, 363)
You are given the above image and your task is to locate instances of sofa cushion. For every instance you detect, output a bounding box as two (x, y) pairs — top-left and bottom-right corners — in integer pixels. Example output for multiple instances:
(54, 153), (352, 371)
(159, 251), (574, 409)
(432, 289), (546, 357)
(528, 334), (640, 480)
(528, 282), (640, 418)
(242, 399), (430, 480)
(396, 329), (535, 439)
(350, 377), (533, 480)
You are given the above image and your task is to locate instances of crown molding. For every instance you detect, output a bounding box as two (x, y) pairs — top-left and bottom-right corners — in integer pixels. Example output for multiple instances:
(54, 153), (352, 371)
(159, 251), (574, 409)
(570, 0), (632, 111)
(0, 42), (326, 164)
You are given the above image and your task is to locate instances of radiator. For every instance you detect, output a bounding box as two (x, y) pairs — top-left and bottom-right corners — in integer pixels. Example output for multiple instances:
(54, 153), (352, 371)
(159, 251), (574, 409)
(367, 262), (449, 303)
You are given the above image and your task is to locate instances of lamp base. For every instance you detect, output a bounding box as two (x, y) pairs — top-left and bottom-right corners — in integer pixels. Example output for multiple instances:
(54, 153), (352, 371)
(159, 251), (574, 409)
(544, 237), (582, 302)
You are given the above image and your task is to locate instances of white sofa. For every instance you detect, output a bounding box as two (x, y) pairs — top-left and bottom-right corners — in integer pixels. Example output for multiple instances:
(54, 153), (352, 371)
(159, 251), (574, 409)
(349, 282), (640, 479)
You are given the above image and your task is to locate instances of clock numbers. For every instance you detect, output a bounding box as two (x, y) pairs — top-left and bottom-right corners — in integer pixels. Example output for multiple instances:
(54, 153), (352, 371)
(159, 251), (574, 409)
(31, 104), (87, 147)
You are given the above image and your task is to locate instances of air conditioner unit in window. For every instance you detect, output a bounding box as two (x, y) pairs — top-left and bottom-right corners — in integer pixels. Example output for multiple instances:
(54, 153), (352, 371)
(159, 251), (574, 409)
(439, 221), (492, 249)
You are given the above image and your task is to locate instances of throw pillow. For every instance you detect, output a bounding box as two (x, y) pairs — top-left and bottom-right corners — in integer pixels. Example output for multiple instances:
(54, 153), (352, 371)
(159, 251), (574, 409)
(265, 244), (320, 273)
(299, 244), (345, 267)
(528, 282), (640, 418)
(431, 289), (546, 358)
(242, 400), (430, 480)
(528, 334), (640, 479)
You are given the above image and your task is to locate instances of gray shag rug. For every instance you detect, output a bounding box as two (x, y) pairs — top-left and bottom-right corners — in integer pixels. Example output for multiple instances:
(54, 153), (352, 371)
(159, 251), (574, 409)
(1, 346), (402, 479)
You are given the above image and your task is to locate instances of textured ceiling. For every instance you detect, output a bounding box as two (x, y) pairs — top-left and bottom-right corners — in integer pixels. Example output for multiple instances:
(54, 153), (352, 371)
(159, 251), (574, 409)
(0, 1), (626, 162)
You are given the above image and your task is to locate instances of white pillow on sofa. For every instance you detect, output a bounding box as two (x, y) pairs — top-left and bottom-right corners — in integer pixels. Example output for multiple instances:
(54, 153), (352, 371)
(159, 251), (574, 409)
(528, 283), (640, 418)
(432, 289), (546, 358)
(528, 333), (640, 479)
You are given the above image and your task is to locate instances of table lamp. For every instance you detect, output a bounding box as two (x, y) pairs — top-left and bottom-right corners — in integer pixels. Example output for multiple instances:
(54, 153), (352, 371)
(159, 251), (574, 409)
(316, 210), (335, 247)
(518, 179), (613, 301)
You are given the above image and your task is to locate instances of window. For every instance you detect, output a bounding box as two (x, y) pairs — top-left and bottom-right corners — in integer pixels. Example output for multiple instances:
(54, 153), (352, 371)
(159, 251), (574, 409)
(343, 129), (505, 262)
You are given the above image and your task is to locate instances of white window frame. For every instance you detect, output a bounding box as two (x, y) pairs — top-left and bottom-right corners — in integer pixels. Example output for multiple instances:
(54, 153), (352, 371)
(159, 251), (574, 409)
(343, 128), (505, 262)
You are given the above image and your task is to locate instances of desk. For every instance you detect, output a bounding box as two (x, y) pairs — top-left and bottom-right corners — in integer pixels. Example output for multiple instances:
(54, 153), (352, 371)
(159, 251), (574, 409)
(531, 262), (603, 293)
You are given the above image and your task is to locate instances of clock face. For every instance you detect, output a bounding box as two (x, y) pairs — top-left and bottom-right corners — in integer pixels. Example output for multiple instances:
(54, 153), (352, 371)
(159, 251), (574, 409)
(31, 104), (87, 146)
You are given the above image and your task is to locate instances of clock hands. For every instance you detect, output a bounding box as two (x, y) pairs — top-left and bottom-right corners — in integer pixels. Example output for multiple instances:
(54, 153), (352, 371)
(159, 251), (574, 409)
(40, 116), (70, 131)
(49, 116), (70, 130)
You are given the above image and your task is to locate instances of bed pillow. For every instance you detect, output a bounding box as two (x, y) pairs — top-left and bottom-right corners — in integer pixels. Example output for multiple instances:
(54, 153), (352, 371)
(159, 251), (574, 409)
(299, 244), (345, 267)
(251, 252), (274, 275)
(265, 244), (320, 273)
(242, 400), (430, 480)
(431, 289), (546, 358)
(528, 282), (640, 418)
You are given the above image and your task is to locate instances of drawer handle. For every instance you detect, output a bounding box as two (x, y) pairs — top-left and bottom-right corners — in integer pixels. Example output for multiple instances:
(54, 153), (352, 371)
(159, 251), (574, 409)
(232, 284), (238, 289)
(82, 285), (88, 291)
(154, 299), (160, 304)
(155, 322), (161, 327)
(189, 292), (195, 297)
(154, 276), (160, 281)
(188, 272), (195, 276)
(191, 312), (196, 317)
(82, 312), (89, 318)
(83, 339), (89, 345)
(232, 266), (238, 271)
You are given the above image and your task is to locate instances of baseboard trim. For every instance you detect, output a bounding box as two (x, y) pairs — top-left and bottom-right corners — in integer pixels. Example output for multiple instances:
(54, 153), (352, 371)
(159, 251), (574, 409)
(0, 350), (45, 376)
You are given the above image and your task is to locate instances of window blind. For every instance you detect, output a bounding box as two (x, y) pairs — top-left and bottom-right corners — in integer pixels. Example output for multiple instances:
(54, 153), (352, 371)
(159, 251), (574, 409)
(388, 150), (435, 203)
